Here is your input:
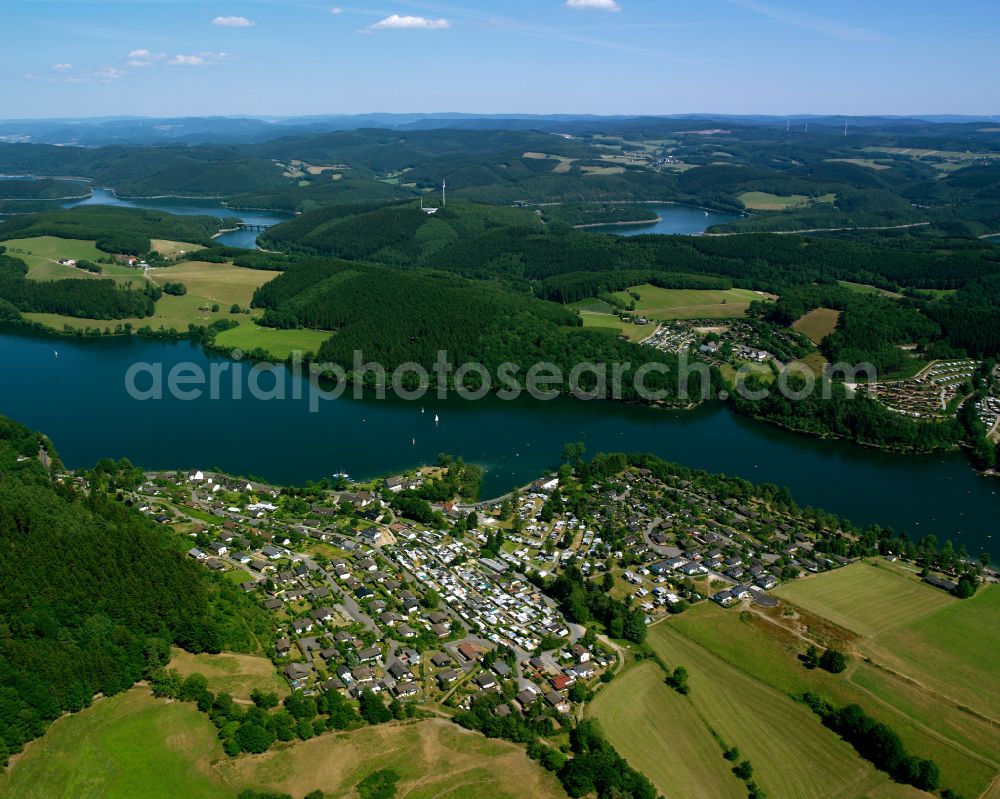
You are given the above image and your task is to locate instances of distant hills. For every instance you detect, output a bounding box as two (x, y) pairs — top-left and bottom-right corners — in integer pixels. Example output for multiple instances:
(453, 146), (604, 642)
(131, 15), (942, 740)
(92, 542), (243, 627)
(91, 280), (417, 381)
(1, 113), (998, 146)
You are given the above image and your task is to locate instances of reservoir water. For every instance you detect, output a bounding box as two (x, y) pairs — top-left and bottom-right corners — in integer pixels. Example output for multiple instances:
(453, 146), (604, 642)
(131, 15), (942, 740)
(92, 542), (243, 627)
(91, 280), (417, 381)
(63, 189), (293, 249)
(587, 204), (738, 235)
(0, 330), (995, 558)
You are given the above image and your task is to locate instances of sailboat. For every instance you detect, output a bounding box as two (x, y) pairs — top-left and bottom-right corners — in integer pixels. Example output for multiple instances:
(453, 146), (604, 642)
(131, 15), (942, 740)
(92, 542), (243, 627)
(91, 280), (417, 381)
(704, 211), (709, 216)
(53, 350), (59, 358)
(434, 413), (440, 424)
(421, 407), (425, 414)
(412, 438), (416, 446)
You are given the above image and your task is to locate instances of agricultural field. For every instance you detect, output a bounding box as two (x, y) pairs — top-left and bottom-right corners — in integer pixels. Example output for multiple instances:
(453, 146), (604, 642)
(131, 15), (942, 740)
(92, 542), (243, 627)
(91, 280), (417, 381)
(23, 261), (278, 335)
(836, 280), (903, 299)
(522, 151), (576, 172)
(215, 718), (565, 799)
(578, 311), (652, 342)
(664, 602), (1000, 798)
(168, 648), (289, 701)
(0, 689), (229, 799)
(147, 261), (275, 308)
(738, 191), (836, 210)
(5, 236), (199, 285)
(609, 284), (768, 320)
(646, 622), (925, 799)
(773, 561), (954, 638)
(4, 236), (108, 281)
(792, 351), (829, 377)
(771, 564), (1000, 795)
(213, 321), (331, 359)
(0, 691), (565, 799)
(792, 307), (842, 344)
(580, 165), (625, 175)
(825, 158), (892, 171)
(873, 584), (1000, 719)
(588, 661), (744, 799)
(150, 239), (203, 259)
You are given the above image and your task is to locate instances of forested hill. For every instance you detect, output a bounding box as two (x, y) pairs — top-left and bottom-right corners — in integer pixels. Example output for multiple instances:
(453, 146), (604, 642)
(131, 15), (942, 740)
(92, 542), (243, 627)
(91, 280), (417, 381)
(258, 199), (542, 263)
(0, 205), (223, 256)
(252, 259), (711, 401)
(261, 200), (1000, 292)
(0, 417), (272, 765)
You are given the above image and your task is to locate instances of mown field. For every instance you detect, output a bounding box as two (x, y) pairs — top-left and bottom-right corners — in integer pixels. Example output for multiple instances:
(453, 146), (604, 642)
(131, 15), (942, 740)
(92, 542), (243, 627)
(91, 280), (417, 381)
(738, 191), (836, 210)
(577, 311), (652, 342)
(3, 236), (139, 283)
(168, 648), (289, 701)
(609, 284), (768, 320)
(773, 561), (954, 638)
(770, 563), (1000, 795)
(150, 239), (203, 259)
(837, 280), (903, 299)
(645, 621), (925, 799)
(664, 601), (1000, 798)
(825, 158), (892, 171)
(0, 689), (229, 799)
(147, 261), (275, 308)
(22, 260), (276, 334)
(871, 583), (1000, 719)
(792, 350), (829, 377)
(792, 307), (842, 344)
(213, 321), (331, 359)
(216, 717), (566, 799)
(588, 661), (744, 799)
(0, 689), (565, 799)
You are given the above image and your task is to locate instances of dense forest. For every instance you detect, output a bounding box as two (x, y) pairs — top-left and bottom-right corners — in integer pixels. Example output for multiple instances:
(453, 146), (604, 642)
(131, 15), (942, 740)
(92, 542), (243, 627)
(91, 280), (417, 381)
(261, 200), (1000, 296)
(0, 178), (91, 200)
(0, 417), (272, 764)
(252, 259), (712, 401)
(0, 206), (222, 256)
(761, 283), (944, 374)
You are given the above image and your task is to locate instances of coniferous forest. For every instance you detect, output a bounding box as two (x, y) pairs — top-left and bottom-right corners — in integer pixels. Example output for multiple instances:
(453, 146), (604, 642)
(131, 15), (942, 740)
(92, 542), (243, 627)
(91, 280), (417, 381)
(0, 417), (271, 765)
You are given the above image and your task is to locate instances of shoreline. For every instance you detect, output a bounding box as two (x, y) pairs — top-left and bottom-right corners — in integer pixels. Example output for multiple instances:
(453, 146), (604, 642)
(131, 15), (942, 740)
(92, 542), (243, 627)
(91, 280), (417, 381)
(573, 215), (660, 229)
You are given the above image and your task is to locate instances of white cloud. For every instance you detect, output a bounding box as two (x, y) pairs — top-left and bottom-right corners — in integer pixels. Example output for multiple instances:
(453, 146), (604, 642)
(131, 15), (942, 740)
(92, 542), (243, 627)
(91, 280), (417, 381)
(330, 7), (342, 14)
(370, 14), (451, 30)
(564, 0), (621, 10)
(169, 54), (209, 66)
(37, 65), (126, 84)
(93, 66), (126, 81)
(167, 52), (232, 67)
(127, 49), (165, 66)
(212, 15), (254, 27)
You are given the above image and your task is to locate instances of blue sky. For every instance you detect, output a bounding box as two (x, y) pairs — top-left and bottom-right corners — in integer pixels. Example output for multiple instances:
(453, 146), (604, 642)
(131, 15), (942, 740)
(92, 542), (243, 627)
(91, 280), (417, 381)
(1, 0), (997, 118)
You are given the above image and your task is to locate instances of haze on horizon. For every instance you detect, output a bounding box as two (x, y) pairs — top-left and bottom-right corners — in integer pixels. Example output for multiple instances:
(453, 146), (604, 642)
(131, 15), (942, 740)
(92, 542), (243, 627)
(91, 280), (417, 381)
(1, 0), (998, 119)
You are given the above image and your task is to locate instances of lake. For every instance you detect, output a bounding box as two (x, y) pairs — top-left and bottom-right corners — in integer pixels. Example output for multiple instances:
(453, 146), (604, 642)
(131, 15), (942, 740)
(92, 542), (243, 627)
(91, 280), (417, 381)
(0, 329), (995, 559)
(588, 204), (739, 236)
(63, 189), (293, 249)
